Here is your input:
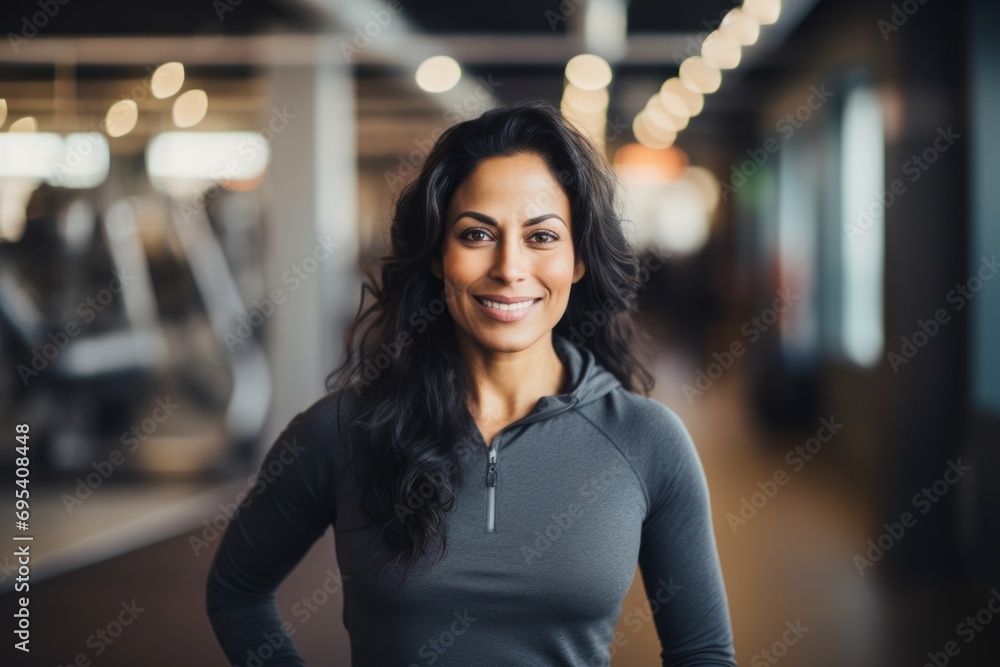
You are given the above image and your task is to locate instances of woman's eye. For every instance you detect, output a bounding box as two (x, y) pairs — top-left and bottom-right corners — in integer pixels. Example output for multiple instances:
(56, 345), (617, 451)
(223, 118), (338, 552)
(531, 231), (558, 243)
(461, 229), (491, 242)
(459, 229), (558, 244)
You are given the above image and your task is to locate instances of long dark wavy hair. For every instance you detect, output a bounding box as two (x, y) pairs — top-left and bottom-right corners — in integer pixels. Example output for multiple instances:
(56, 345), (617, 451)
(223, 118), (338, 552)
(325, 100), (655, 588)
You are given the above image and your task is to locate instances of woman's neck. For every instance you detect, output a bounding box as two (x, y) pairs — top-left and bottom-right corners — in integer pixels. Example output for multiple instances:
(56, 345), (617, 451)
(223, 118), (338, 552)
(457, 331), (567, 423)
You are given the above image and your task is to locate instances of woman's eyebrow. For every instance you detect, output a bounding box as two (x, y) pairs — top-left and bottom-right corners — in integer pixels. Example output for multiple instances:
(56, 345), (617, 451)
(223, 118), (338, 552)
(450, 211), (567, 228)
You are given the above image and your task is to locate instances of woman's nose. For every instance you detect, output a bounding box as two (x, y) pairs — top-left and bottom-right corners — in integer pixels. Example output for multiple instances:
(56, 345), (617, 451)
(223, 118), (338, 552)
(488, 236), (530, 284)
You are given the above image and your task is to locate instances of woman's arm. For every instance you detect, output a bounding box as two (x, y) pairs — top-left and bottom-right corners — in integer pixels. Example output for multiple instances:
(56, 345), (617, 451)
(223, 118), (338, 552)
(205, 403), (338, 666)
(637, 407), (737, 667)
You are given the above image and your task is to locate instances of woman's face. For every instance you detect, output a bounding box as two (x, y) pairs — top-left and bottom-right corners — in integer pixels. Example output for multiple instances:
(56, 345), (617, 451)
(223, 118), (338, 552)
(432, 152), (586, 354)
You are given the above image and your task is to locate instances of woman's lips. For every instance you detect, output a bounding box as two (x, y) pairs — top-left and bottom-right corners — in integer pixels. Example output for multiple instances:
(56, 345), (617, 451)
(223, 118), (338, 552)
(473, 296), (542, 322)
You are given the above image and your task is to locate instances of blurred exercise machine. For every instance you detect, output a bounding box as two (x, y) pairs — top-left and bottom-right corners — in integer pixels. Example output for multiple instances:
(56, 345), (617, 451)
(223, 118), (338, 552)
(0, 184), (271, 477)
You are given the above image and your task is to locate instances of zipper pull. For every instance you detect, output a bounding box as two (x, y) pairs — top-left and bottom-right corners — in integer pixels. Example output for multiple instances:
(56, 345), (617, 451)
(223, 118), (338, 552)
(486, 448), (498, 486)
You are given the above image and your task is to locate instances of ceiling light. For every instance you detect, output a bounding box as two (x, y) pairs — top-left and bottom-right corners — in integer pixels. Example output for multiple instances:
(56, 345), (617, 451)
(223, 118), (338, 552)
(679, 57), (722, 94)
(9, 117), (38, 132)
(660, 77), (705, 116)
(151, 62), (185, 99)
(701, 30), (742, 70)
(415, 55), (462, 93)
(565, 53), (613, 91)
(645, 95), (687, 132)
(105, 100), (138, 138)
(633, 111), (675, 149)
(744, 0), (781, 26)
(172, 89), (208, 128)
(721, 8), (760, 46)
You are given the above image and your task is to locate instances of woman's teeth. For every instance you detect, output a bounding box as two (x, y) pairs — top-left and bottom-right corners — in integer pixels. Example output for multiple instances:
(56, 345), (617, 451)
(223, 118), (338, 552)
(479, 298), (537, 311)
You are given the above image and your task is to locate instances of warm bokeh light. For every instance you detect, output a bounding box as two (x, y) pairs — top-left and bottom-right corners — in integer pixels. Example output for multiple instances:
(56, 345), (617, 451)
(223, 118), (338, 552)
(565, 53), (613, 91)
(649, 177), (711, 255)
(646, 94), (689, 131)
(0, 132), (63, 177)
(643, 114), (678, 143)
(682, 165), (721, 213)
(146, 131), (271, 182)
(172, 89), (209, 128)
(701, 30), (742, 70)
(0, 99), (7, 127)
(656, 82), (690, 118)
(721, 8), (761, 46)
(105, 99), (139, 137)
(660, 78), (704, 117)
(9, 116), (38, 132)
(680, 56), (722, 94)
(744, 0), (782, 25)
(151, 62), (185, 99)
(0, 132), (109, 187)
(633, 110), (676, 149)
(613, 142), (688, 184)
(415, 55), (462, 93)
(562, 83), (609, 115)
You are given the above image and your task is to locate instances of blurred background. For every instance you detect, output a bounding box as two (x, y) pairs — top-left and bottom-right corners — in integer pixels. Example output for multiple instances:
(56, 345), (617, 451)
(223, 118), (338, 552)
(1, 0), (998, 665)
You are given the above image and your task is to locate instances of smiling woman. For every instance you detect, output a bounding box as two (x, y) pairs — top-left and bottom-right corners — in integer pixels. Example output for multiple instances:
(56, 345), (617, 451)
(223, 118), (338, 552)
(432, 152), (585, 395)
(206, 101), (737, 666)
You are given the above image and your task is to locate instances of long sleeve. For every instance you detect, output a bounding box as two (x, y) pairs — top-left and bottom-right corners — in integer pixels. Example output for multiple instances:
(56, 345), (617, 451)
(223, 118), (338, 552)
(205, 403), (339, 666)
(637, 408), (737, 666)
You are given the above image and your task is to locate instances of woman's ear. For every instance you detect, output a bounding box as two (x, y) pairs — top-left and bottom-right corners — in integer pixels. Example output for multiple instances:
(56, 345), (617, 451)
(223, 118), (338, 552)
(572, 256), (586, 283)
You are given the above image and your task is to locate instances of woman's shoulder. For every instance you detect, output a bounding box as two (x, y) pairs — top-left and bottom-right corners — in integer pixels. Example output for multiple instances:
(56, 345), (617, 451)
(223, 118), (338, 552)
(273, 386), (361, 464)
(586, 388), (704, 492)
(590, 387), (694, 451)
(292, 385), (360, 430)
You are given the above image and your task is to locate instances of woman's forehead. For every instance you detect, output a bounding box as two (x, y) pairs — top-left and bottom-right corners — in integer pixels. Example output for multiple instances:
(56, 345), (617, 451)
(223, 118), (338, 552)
(449, 155), (570, 212)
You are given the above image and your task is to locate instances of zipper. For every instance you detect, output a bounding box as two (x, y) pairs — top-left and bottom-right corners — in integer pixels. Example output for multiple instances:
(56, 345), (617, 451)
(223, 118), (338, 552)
(485, 443), (499, 533)
(483, 396), (579, 533)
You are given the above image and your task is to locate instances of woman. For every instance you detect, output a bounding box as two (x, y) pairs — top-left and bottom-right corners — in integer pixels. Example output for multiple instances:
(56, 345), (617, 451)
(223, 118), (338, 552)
(206, 101), (737, 666)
